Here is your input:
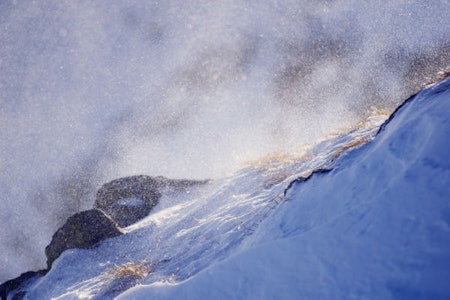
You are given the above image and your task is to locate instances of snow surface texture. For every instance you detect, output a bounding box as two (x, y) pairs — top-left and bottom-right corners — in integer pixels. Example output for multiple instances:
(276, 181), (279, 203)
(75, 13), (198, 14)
(116, 77), (450, 299)
(6, 77), (448, 299)
(1, 1), (450, 282)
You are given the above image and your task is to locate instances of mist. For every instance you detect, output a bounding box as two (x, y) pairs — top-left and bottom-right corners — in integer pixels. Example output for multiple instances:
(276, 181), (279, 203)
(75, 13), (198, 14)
(1, 0), (449, 282)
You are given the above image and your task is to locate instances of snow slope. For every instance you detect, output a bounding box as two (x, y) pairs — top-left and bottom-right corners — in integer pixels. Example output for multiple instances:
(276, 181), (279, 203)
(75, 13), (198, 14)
(1, 1), (450, 283)
(14, 112), (386, 299)
(5, 76), (447, 299)
(117, 78), (450, 299)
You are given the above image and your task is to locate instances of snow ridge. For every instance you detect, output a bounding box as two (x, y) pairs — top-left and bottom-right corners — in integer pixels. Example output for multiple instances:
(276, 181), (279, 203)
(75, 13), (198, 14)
(118, 76), (450, 299)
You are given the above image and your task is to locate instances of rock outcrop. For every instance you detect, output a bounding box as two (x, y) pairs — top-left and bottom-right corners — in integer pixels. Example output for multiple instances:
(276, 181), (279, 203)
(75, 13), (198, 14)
(45, 209), (123, 269)
(0, 270), (47, 300)
(1, 174), (209, 299)
(95, 175), (208, 227)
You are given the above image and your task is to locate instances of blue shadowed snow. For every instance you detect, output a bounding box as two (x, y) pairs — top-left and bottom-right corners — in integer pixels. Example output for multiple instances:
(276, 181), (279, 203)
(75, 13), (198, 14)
(116, 78), (450, 299)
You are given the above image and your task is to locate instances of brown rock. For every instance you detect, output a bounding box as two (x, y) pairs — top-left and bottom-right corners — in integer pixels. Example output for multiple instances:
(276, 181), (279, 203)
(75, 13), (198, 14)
(45, 209), (123, 269)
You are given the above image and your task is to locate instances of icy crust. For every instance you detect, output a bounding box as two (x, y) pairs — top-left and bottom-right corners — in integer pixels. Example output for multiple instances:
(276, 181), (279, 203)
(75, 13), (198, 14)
(119, 77), (450, 299)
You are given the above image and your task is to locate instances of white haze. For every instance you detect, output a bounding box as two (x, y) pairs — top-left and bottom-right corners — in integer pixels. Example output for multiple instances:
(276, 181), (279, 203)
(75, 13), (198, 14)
(0, 0), (449, 283)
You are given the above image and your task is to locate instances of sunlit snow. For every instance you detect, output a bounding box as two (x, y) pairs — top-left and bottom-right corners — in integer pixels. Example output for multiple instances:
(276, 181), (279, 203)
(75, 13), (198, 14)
(20, 99), (389, 299)
(1, 0), (449, 291)
(8, 77), (449, 299)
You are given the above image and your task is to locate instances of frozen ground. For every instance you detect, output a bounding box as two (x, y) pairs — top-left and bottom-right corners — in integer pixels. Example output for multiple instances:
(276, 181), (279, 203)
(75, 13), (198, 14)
(5, 74), (449, 299)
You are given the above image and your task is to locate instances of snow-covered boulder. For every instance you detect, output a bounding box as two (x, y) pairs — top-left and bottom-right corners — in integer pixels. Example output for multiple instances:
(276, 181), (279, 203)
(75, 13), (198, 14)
(94, 175), (208, 227)
(45, 209), (123, 269)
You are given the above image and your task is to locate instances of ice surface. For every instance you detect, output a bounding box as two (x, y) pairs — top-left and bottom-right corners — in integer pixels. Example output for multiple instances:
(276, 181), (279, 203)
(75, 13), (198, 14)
(1, 0), (450, 284)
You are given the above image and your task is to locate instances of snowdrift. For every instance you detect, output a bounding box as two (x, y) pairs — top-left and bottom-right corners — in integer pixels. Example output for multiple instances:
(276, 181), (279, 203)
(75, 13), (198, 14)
(2, 75), (450, 299)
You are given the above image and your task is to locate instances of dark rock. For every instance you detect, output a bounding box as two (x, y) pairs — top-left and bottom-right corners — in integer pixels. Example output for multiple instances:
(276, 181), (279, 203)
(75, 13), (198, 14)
(0, 270), (47, 300)
(45, 209), (123, 269)
(11, 291), (26, 300)
(95, 175), (208, 227)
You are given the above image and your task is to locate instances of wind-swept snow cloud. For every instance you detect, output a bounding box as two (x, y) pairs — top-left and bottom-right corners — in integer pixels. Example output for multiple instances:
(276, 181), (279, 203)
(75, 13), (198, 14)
(0, 0), (449, 282)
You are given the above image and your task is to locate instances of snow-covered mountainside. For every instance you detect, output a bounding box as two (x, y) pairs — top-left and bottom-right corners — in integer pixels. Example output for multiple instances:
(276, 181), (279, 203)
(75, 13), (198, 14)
(118, 76), (450, 300)
(1, 1), (450, 283)
(3, 76), (449, 299)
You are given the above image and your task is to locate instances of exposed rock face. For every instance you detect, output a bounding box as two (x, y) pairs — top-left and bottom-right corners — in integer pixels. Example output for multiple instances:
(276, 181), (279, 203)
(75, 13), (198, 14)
(2, 175), (209, 299)
(45, 209), (123, 269)
(0, 270), (47, 300)
(95, 175), (208, 227)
